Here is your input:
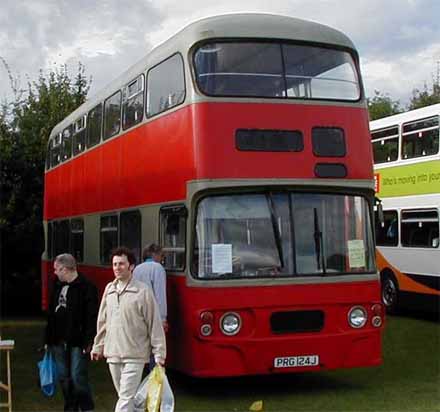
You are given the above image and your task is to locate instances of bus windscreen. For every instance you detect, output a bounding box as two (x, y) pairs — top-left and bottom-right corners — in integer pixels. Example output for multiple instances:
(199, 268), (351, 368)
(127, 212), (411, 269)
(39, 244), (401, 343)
(193, 192), (374, 279)
(194, 41), (360, 101)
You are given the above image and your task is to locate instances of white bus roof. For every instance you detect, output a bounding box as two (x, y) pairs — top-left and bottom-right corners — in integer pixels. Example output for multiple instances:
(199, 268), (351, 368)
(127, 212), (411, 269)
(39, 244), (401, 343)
(370, 103), (440, 131)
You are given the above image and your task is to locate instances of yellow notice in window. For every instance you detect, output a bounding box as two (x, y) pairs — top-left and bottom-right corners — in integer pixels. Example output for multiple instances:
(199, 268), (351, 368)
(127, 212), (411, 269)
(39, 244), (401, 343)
(347, 240), (365, 268)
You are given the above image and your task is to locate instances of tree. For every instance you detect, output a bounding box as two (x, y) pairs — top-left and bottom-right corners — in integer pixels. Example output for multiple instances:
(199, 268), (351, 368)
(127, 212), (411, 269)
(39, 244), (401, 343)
(408, 62), (440, 110)
(367, 90), (402, 121)
(0, 62), (90, 315)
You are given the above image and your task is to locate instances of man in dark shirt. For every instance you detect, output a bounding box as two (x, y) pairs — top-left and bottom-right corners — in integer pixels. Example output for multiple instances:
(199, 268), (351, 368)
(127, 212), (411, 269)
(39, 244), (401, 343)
(45, 254), (98, 412)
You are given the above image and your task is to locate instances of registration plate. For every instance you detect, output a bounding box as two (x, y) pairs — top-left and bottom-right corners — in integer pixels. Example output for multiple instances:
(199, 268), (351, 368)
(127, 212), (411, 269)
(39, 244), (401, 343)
(274, 355), (319, 368)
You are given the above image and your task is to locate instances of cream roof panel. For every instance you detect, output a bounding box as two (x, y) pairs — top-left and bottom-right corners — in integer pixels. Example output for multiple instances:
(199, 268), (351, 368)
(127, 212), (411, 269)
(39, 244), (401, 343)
(50, 13), (357, 139)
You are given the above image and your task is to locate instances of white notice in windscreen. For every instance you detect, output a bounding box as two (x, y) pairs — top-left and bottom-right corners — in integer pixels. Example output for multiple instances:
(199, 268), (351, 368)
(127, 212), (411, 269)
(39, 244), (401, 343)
(347, 239), (365, 268)
(212, 244), (233, 273)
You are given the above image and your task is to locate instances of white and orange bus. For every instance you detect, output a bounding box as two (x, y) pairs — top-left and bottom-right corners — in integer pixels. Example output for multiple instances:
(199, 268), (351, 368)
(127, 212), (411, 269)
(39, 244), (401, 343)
(42, 13), (383, 377)
(371, 104), (440, 313)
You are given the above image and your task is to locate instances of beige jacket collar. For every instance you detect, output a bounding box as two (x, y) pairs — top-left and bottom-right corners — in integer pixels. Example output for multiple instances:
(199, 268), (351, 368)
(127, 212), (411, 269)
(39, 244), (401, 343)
(107, 277), (140, 295)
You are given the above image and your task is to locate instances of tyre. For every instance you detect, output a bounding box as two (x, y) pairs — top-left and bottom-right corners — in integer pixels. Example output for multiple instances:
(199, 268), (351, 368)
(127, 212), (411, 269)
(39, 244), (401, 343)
(381, 272), (399, 314)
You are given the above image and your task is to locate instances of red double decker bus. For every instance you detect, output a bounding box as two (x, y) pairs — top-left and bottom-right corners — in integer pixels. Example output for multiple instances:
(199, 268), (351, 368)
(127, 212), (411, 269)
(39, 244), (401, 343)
(42, 13), (383, 377)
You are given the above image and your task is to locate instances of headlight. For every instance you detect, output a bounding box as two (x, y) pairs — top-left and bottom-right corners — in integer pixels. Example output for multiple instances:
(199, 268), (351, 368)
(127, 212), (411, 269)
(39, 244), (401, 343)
(220, 312), (241, 335)
(348, 306), (367, 328)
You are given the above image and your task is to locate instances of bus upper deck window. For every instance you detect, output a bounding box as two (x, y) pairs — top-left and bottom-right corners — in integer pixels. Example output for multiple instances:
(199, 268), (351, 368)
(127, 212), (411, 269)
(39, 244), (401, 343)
(87, 103), (103, 148)
(194, 41), (360, 101)
(283, 45), (360, 101)
(46, 139), (53, 170)
(62, 126), (73, 161)
(147, 54), (185, 118)
(371, 126), (399, 164)
(122, 75), (144, 130)
(402, 116), (439, 159)
(104, 91), (122, 140)
(73, 116), (86, 156)
(194, 42), (284, 98)
(51, 133), (62, 167)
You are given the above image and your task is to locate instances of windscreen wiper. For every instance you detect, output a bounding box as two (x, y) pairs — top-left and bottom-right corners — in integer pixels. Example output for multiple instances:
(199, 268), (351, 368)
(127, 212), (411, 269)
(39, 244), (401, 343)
(313, 207), (326, 274)
(266, 193), (284, 268)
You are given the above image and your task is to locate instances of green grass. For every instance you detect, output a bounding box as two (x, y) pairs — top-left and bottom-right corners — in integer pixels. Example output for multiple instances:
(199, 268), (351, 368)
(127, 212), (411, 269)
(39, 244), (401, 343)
(1, 314), (439, 411)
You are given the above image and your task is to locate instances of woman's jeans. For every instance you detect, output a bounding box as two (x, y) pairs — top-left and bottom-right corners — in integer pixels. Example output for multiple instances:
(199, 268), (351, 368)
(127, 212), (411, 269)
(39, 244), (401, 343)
(52, 344), (94, 412)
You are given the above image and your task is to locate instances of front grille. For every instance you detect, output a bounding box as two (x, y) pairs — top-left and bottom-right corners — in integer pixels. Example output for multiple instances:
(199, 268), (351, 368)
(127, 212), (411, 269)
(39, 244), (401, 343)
(270, 310), (324, 334)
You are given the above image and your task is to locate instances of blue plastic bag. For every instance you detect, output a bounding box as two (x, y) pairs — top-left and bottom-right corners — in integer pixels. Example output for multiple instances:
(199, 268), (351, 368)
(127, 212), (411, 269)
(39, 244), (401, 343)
(38, 350), (58, 397)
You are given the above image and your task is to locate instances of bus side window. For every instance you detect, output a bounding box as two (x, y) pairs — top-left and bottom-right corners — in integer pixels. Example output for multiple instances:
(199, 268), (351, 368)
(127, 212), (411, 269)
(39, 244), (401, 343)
(73, 116), (86, 156)
(87, 103), (103, 148)
(401, 209), (439, 248)
(62, 125), (73, 161)
(104, 91), (121, 140)
(122, 75), (144, 130)
(159, 205), (187, 271)
(51, 133), (62, 167)
(371, 126), (399, 165)
(375, 210), (398, 247)
(100, 215), (118, 264)
(53, 219), (70, 257)
(146, 53), (185, 118)
(46, 140), (53, 170)
(120, 210), (141, 264)
(70, 218), (84, 262)
(402, 116), (439, 159)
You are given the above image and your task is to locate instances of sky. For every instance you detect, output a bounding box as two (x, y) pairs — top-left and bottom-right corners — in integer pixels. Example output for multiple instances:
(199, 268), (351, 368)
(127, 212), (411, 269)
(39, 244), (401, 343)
(1, 0), (439, 108)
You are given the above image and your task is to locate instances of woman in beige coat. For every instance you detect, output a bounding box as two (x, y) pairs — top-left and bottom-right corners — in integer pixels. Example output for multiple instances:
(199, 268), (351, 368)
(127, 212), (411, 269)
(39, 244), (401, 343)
(91, 247), (166, 412)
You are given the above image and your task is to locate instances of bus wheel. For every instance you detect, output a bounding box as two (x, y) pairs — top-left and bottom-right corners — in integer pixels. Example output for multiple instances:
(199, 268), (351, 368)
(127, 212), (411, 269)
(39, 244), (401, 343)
(381, 272), (399, 314)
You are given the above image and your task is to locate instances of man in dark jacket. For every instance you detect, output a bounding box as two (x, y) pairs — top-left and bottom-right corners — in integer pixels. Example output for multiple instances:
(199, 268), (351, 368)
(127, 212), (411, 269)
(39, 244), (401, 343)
(45, 253), (98, 412)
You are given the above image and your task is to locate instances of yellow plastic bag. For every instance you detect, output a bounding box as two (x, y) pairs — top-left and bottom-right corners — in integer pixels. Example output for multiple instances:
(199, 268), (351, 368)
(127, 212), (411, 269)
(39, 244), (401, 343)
(249, 400), (264, 411)
(133, 364), (174, 412)
(145, 365), (164, 412)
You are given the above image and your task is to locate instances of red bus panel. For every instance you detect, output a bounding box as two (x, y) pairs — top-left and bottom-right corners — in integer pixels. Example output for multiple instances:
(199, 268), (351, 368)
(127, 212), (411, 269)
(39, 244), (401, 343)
(44, 103), (371, 220)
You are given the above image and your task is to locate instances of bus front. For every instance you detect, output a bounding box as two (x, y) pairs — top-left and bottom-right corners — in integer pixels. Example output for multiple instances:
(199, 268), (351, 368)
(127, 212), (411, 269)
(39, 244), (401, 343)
(165, 16), (384, 377)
